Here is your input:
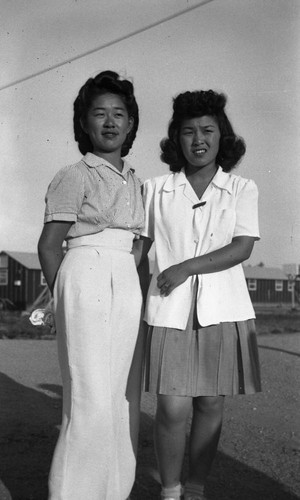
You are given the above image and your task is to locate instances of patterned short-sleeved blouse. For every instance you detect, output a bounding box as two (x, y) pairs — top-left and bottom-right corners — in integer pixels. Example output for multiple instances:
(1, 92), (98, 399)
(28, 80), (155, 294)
(44, 153), (144, 239)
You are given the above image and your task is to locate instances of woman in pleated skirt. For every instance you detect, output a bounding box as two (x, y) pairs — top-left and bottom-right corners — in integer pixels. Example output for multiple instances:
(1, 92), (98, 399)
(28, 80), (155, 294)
(38, 71), (144, 500)
(135, 90), (261, 500)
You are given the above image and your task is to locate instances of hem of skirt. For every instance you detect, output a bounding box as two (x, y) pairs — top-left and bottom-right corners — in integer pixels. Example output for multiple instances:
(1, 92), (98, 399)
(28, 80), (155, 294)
(144, 387), (262, 397)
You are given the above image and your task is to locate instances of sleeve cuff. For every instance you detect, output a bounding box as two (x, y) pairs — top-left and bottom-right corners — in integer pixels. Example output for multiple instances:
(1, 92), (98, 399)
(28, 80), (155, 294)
(44, 212), (77, 223)
(233, 231), (260, 240)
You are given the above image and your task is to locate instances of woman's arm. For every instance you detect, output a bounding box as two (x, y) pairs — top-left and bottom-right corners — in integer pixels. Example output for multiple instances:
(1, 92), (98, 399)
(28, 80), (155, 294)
(132, 235), (153, 268)
(157, 235), (256, 296)
(38, 221), (73, 294)
(132, 236), (153, 304)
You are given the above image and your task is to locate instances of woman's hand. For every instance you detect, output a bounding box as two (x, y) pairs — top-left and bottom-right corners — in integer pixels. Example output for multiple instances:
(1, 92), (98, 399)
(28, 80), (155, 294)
(157, 236), (256, 297)
(157, 263), (190, 296)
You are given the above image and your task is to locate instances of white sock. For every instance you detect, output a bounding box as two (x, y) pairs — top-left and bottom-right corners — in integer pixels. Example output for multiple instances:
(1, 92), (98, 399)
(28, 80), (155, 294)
(161, 482), (183, 499)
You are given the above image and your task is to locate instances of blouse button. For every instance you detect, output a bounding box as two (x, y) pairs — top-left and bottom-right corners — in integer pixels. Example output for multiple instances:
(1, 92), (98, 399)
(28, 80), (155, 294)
(122, 180), (127, 185)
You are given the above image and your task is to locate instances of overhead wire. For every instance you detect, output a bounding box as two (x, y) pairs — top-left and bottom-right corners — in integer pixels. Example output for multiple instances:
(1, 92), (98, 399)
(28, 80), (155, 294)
(0, 0), (214, 91)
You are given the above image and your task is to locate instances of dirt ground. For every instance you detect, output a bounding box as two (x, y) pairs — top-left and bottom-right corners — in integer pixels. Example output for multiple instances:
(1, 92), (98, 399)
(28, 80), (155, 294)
(0, 332), (299, 500)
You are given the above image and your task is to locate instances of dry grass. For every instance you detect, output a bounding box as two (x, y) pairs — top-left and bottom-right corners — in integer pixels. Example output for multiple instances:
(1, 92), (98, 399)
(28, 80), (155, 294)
(1, 309), (299, 340)
(255, 311), (300, 335)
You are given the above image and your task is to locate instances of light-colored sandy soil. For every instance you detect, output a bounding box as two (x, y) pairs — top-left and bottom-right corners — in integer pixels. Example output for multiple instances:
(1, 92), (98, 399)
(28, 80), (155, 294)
(0, 333), (299, 500)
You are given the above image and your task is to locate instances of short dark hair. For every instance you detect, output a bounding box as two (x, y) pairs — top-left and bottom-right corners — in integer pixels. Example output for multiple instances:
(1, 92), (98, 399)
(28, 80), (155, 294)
(160, 90), (246, 172)
(73, 70), (139, 156)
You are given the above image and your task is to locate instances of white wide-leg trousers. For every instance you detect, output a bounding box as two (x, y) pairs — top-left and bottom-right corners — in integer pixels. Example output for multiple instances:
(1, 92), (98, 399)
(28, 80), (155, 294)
(49, 230), (143, 500)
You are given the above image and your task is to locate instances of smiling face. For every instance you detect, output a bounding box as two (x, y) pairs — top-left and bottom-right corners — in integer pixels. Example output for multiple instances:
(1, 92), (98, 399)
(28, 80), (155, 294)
(81, 92), (133, 160)
(179, 115), (221, 172)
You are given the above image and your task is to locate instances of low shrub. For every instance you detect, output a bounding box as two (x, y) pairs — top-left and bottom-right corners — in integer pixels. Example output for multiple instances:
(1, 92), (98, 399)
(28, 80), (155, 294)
(0, 311), (54, 339)
(256, 313), (300, 335)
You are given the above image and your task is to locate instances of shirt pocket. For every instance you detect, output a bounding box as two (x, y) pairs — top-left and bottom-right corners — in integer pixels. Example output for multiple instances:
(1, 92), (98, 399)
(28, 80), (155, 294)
(210, 208), (236, 245)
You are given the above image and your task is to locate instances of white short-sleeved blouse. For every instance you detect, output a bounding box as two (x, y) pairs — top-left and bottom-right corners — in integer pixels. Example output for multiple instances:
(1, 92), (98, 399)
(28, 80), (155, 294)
(141, 167), (260, 329)
(44, 153), (144, 239)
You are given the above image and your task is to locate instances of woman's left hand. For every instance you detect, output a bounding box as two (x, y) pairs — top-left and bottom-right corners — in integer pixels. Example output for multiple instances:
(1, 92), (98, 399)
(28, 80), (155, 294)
(157, 263), (190, 296)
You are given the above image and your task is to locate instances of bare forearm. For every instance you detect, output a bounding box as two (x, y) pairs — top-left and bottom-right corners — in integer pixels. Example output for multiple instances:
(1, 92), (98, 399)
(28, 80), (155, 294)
(37, 221), (72, 294)
(38, 245), (64, 294)
(183, 239), (253, 277)
(132, 236), (153, 268)
(157, 236), (256, 296)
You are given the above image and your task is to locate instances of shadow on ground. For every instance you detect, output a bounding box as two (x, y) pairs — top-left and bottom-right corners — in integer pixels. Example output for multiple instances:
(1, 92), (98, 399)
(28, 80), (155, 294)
(0, 373), (60, 500)
(0, 374), (298, 500)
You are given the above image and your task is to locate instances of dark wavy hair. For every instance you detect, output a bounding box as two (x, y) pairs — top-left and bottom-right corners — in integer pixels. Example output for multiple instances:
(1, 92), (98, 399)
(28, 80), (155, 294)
(73, 70), (139, 156)
(160, 90), (246, 172)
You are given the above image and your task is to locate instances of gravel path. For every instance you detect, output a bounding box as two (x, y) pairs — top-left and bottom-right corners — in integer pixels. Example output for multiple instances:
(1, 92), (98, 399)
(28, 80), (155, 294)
(0, 333), (299, 500)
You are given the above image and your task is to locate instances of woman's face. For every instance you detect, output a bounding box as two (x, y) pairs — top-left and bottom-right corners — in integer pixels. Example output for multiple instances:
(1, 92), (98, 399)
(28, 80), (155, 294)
(82, 92), (133, 157)
(179, 115), (221, 171)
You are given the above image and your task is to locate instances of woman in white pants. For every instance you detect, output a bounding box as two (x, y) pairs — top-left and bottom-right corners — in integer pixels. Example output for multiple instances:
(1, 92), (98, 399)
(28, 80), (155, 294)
(38, 71), (144, 500)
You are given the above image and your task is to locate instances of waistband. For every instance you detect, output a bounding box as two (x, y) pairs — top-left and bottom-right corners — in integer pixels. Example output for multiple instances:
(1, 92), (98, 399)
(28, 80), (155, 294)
(67, 229), (135, 252)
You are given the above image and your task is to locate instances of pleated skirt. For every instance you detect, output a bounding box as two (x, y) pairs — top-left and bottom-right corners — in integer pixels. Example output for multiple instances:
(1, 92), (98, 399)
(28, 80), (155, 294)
(144, 294), (261, 397)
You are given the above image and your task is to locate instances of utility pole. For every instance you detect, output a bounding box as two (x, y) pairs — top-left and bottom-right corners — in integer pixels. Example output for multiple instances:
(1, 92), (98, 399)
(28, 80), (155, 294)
(287, 274), (300, 310)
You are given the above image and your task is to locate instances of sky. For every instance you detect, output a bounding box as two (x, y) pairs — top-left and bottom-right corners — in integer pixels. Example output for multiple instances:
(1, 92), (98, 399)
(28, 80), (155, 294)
(0, 0), (299, 270)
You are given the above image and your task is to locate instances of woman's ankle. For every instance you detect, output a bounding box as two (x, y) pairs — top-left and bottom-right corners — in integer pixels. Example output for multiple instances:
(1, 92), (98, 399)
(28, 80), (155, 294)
(184, 480), (205, 496)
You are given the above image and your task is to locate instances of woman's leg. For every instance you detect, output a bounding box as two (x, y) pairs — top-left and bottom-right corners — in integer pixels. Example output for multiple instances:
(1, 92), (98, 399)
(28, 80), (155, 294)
(155, 394), (193, 488)
(187, 395), (224, 486)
